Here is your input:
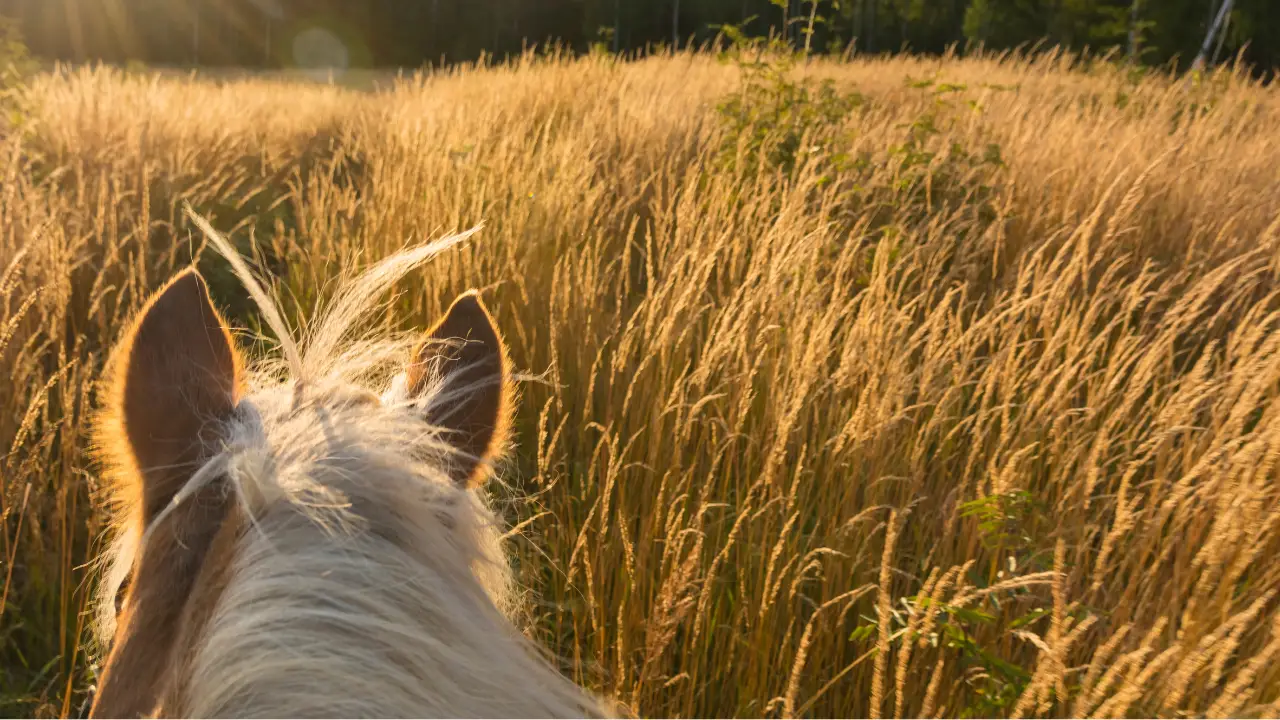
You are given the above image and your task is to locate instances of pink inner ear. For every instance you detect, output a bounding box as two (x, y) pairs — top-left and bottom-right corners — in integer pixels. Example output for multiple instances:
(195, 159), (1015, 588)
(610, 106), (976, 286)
(116, 269), (241, 522)
(407, 292), (510, 487)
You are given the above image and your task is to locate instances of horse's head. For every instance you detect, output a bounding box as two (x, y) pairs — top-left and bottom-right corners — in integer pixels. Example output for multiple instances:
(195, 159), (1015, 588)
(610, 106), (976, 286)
(88, 268), (515, 718)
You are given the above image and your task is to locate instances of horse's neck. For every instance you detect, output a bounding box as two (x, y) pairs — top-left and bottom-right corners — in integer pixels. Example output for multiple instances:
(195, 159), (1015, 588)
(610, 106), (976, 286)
(179, 509), (599, 717)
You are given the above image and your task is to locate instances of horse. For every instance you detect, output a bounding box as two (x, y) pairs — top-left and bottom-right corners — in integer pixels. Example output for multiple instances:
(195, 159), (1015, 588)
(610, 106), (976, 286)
(87, 223), (608, 718)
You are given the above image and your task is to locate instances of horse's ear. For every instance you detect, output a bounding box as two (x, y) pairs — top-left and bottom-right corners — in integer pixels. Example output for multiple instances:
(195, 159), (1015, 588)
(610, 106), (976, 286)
(101, 268), (242, 523)
(405, 291), (512, 488)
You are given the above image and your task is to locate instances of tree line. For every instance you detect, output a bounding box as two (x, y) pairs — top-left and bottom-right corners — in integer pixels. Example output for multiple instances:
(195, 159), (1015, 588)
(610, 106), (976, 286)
(0, 0), (1275, 73)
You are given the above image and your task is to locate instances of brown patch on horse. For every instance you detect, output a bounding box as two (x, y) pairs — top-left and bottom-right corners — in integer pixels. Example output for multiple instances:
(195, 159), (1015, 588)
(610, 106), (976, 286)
(90, 269), (243, 718)
(156, 504), (246, 715)
(407, 291), (513, 487)
(92, 488), (239, 718)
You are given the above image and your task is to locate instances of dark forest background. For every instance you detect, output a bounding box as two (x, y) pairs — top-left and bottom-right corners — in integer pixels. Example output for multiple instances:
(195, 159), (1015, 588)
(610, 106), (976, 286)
(1, 0), (1276, 74)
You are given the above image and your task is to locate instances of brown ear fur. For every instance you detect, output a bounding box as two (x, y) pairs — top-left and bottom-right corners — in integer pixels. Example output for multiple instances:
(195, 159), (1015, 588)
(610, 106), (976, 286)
(96, 268), (243, 524)
(90, 269), (243, 718)
(407, 291), (512, 487)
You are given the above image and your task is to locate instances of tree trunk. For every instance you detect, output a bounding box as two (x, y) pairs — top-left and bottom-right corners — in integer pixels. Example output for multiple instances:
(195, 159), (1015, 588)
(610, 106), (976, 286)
(614, 0), (622, 53)
(804, 0), (819, 54)
(1127, 0), (1141, 62)
(858, 0), (866, 46)
(673, 0), (680, 48)
(1210, 6), (1231, 65)
(1192, 0), (1234, 70)
(493, 0), (501, 53)
(868, 0), (876, 53)
(431, 0), (439, 59)
(192, 0), (199, 64)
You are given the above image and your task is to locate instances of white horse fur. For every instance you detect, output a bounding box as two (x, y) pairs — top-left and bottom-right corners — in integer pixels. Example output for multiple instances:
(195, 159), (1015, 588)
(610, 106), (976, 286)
(91, 216), (608, 718)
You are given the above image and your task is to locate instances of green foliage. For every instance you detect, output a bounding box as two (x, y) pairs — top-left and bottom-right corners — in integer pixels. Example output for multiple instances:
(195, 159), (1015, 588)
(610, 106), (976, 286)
(589, 26), (616, 57)
(713, 20), (864, 178)
(963, 0), (1045, 48)
(883, 78), (1006, 217)
(961, 491), (1038, 550)
(711, 28), (1009, 284)
(0, 15), (36, 89)
(958, 0), (1279, 73)
(0, 16), (36, 134)
(849, 588), (1046, 716)
(844, 481), (1067, 717)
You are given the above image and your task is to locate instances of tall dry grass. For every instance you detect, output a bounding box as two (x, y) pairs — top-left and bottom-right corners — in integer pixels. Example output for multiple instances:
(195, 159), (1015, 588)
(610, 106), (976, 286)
(2, 48), (1279, 717)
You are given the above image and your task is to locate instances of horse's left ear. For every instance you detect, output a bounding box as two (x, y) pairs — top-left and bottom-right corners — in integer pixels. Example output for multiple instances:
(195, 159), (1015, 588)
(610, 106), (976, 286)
(100, 268), (243, 522)
(90, 268), (244, 718)
(404, 291), (512, 488)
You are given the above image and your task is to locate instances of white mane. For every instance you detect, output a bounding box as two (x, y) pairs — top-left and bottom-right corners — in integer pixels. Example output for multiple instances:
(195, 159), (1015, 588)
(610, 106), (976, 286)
(95, 212), (606, 717)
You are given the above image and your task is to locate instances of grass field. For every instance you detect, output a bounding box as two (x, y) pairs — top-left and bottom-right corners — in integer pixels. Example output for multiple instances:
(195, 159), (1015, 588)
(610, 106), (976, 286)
(2, 48), (1280, 718)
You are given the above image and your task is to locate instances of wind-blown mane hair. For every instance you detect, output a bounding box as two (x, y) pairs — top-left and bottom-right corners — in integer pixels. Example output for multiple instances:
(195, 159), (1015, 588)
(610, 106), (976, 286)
(88, 211), (607, 718)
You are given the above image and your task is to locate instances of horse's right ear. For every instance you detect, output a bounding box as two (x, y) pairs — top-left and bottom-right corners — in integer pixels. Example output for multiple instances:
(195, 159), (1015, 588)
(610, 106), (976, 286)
(99, 269), (243, 525)
(401, 291), (512, 488)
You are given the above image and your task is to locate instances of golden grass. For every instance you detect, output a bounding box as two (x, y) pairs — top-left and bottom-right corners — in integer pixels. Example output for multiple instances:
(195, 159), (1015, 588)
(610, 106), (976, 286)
(2, 48), (1280, 717)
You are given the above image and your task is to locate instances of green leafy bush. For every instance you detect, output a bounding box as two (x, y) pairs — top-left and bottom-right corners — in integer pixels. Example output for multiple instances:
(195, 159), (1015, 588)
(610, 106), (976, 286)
(713, 21), (864, 179)
(0, 16), (37, 132)
(0, 16), (35, 89)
